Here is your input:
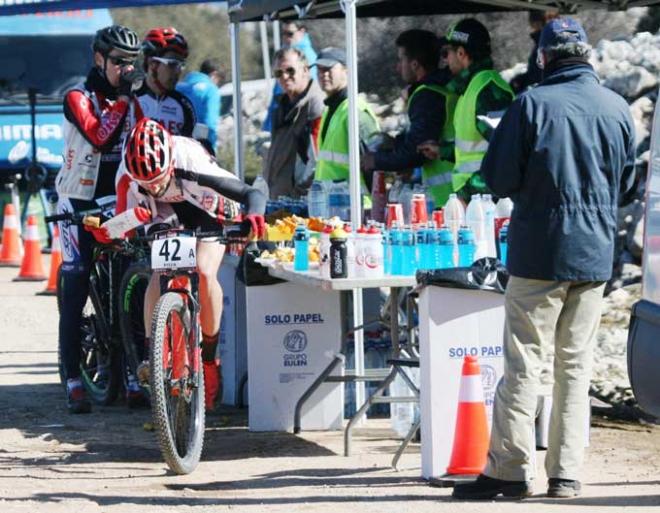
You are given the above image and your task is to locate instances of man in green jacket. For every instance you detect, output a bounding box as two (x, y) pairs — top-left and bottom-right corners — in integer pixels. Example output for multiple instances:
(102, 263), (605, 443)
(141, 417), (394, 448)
(444, 19), (514, 200)
(313, 47), (379, 206)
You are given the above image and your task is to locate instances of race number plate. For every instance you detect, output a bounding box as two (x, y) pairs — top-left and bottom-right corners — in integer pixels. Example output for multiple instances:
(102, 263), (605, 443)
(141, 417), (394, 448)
(151, 236), (197, 270)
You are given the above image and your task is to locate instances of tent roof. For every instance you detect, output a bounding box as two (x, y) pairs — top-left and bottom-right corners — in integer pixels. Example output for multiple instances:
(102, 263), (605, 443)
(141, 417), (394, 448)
(227, 0), (659, 22)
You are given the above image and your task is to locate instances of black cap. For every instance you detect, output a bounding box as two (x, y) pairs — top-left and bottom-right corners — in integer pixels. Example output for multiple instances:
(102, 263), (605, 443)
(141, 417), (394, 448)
(446, 18), (491, 54)
(314, 47), (346, 67)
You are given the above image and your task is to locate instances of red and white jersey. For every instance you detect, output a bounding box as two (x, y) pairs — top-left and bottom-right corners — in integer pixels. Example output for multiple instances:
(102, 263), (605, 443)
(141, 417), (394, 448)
(116, 136), (240, 225)
(134, 87), (195, 136)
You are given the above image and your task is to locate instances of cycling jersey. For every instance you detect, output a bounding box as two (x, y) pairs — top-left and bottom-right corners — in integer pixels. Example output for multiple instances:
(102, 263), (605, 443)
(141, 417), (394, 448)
(134, 85), (196, 137)
(56, 68), (137, 200)
(116, 136), (265, 227)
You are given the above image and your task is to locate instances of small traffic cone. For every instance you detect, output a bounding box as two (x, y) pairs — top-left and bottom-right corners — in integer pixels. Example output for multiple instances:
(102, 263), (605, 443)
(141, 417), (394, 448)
(37, 225), (62, 295)
(13, 215), (47, 281)
(0, 203), (21, 267)
(446, 356), (490, 476)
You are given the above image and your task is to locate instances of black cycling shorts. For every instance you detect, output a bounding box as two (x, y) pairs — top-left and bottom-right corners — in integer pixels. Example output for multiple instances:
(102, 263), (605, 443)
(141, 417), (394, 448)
(171, 202), (221, 233)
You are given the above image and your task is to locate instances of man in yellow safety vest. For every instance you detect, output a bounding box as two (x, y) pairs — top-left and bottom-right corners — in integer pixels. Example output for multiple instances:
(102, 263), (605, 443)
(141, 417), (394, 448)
(313, 47), (379, 208)
(444, 19), (514, 201)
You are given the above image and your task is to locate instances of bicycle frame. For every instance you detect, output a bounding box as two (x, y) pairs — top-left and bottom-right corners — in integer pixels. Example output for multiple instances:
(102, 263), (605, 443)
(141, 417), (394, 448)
(158, 270), (202, 398)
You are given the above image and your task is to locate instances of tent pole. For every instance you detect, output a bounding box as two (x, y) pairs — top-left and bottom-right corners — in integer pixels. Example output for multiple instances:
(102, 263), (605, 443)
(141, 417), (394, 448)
(343, 0), (366, 414)
(259, 20), (272, 85)
(273, 20), (281, 51)
(230, 21), (244, 181)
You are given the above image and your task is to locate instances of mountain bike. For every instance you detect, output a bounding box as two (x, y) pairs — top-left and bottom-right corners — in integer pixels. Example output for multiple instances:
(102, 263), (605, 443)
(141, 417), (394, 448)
(47, 209), (124, 405)
(145, 223), (249, 474)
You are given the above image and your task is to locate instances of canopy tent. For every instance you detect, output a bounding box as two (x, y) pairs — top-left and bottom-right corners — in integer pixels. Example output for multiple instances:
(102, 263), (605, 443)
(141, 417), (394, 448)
(227, 0), (658, 22)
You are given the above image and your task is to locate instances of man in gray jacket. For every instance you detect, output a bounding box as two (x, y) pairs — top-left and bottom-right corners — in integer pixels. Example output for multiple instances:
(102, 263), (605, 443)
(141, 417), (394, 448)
(453, 18), (636, 500)
(262, 47), (324, 199)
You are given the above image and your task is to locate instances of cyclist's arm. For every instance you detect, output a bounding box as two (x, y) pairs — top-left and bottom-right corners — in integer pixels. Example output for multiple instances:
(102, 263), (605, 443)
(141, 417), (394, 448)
(178, 169), (266, 215)
(64, 90), (130, 151)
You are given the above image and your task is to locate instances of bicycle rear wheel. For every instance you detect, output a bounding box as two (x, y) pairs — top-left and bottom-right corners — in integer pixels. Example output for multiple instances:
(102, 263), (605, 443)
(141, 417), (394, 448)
(150, 292), (205, 475)
(119, 262), (151, 384)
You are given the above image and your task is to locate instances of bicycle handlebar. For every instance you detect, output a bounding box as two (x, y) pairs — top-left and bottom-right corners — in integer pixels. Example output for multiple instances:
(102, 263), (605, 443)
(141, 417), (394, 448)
(45, 211), (101, 228)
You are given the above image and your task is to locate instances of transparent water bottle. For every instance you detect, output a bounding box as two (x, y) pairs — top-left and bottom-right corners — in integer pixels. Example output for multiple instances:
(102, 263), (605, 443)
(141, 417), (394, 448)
(307, 180), (328, 218)
(382, 227), (391, 275)
(482, 193), (497, 258)
(401, 226), (415, 275)
(415, 225), (429, 271)
(465, 194), (487, 260)
(328, 181), (342, 219)
(389, 222), (403, 276)
(293, 223), (309, 271)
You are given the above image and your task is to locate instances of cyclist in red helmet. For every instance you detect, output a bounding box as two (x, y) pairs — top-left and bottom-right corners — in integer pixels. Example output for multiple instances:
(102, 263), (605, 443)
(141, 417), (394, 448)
(116, 118), (266, 411)
(54, 24), (142, 414)
(134, 27), (197, 139)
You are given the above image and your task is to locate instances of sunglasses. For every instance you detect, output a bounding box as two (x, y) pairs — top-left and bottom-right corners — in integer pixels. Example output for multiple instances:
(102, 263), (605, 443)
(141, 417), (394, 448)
(107, 55), (135, 67)
(152, 56), (186, 71)
(274, 67), (296, 79)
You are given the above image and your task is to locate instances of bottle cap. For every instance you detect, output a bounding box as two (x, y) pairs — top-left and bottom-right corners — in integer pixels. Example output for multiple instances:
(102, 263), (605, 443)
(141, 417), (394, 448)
(330, 228), (347, 240)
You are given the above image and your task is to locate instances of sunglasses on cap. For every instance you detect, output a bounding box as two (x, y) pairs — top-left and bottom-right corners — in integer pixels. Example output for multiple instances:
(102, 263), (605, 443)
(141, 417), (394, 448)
(107, 55), (135, 67)
(152, 56), (186, 71)
(274, 67), (296, 79)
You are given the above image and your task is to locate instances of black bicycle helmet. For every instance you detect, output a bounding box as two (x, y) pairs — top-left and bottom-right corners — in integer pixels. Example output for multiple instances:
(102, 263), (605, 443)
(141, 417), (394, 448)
(93, 25), (140, 57)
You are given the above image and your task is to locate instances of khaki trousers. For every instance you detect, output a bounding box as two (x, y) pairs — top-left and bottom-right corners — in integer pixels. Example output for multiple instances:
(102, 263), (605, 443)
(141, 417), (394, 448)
(484, 276), (605, 481)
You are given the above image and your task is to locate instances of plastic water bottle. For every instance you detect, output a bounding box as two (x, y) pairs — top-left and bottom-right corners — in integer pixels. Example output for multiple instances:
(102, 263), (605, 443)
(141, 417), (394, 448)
(328, 181), (342, 219)
(389, 222), (403, 276)
(401, 226), (415, 276)
(354, 226), (367, 278)
(399, 185), (414, 225)
(307, 181), (328, 218)
(363, 225), (384, 278)
(436, 226), (455, 269)
(499, 223), (509, 265)
(444, 193), (464, 265)
(388, 177), (404, 204)
(382, 227), (391, 275)
(390, 368), (416, 438)
(482, 193), (497, 258)
(466, 194), (488, 260)
(319, 225), (333, 279)
(415, 225), (429, 270)
(340, 181), (351, 221)
(458, 226), (476, 267)
(293, 223), (309, 271)
(252, 175), (270, 200)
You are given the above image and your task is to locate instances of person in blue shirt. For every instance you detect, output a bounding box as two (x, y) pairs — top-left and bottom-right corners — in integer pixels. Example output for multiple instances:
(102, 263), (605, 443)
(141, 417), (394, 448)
(177, 58), (224, 153)
(263, 21), (318, 133)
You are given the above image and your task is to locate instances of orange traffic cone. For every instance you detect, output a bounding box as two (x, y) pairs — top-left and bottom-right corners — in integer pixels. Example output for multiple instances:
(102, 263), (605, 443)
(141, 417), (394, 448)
(0, 203), (21, 267)
(38, 225), (62, 295)
(446, 355), (490, 476)
(13, 215), (47, 281)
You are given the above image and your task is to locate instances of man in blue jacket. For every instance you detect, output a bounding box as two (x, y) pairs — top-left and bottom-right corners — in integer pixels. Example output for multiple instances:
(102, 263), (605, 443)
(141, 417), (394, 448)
(453, 18), (636, 500)
(177, 58), (224, 152)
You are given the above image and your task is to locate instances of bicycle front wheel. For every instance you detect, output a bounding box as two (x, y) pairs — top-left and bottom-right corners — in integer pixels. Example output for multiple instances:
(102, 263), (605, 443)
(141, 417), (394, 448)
(150, 292), (205, 475)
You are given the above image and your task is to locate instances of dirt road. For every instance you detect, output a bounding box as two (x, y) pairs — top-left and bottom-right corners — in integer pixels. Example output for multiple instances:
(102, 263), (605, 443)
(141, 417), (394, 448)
(0, 263), (658, 513)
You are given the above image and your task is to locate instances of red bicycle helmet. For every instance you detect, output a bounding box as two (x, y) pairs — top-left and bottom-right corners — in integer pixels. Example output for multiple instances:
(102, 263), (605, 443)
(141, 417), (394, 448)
(142, 27), (189, 59)
(124, 118), (174, 183)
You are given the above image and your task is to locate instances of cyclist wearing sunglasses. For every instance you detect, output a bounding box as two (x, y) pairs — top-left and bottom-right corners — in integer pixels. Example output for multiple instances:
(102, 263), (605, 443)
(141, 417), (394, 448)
(54, 24), (141, 414)
(115, 118), (266, 411)
(135, 27), (196, 140)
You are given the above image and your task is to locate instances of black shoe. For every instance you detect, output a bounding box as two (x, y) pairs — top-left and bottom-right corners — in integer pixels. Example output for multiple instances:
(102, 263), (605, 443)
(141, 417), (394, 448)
(452, 474), (533, 500)
(67, 385), (92, 414)
(547, 478), (581, 498)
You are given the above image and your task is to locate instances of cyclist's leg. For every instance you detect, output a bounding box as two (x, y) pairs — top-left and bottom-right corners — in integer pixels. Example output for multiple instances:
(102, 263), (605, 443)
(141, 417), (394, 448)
(57, 198), (95, 412)
(196, 239), (226, 409)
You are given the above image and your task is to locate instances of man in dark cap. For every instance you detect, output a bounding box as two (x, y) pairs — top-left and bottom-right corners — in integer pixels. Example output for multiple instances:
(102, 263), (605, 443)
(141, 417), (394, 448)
(361, 29), (457, 207)
(442, 18), (514, 201)
(313, 47), (379, 206)
(452, 17), (636, 500)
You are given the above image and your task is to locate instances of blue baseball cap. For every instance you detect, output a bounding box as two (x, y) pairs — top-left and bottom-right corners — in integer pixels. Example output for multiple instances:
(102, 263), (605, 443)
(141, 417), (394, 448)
(539, 17), (588, 49)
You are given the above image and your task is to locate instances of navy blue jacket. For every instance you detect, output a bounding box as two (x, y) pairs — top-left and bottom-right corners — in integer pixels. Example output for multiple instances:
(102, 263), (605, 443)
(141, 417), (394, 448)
(482, 63), (636, 281)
